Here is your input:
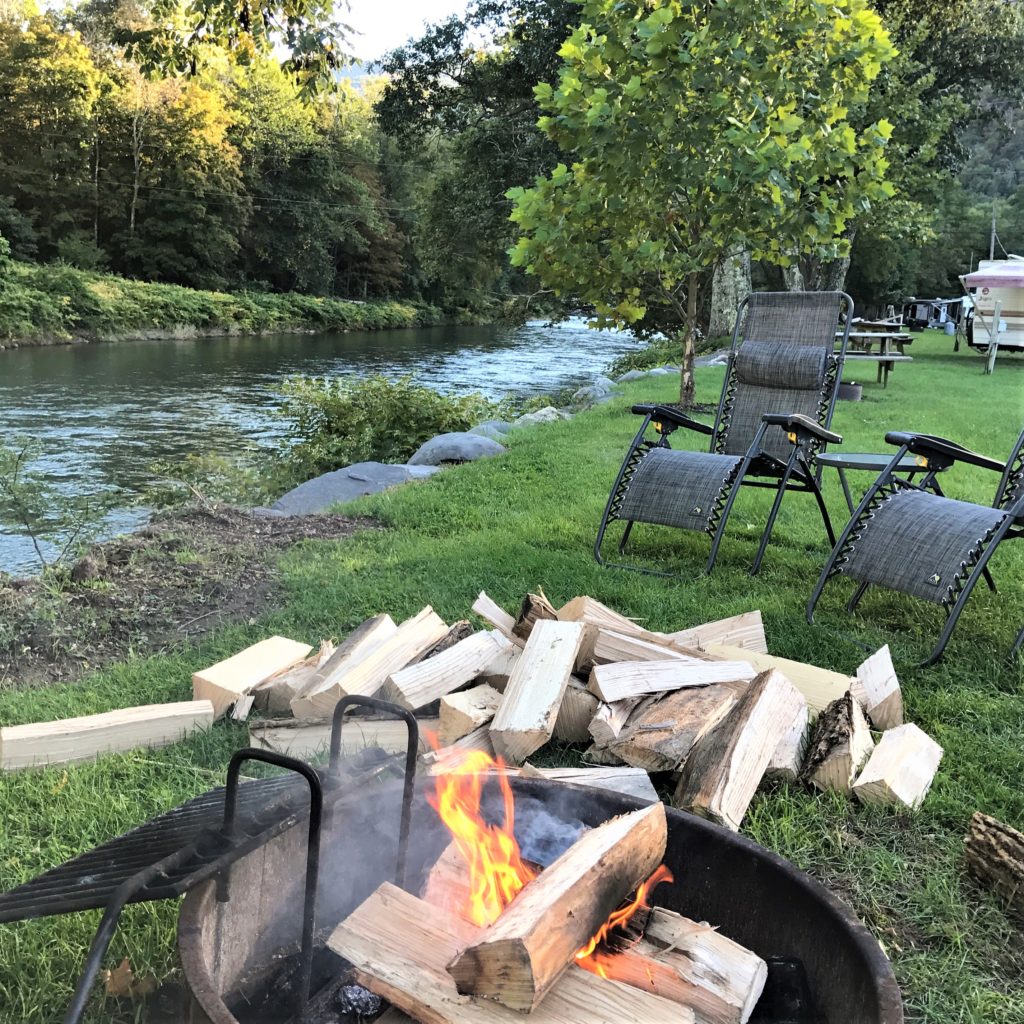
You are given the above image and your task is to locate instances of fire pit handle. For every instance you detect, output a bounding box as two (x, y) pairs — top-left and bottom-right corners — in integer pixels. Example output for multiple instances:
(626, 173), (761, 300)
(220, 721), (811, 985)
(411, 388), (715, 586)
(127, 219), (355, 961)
(329, 696), (418, 889)
(223, 748), (323, 1023)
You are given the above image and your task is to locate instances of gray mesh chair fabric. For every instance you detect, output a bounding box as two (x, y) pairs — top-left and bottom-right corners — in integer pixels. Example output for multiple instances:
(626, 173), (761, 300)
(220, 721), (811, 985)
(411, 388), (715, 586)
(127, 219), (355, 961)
(596, 291), (852, 576)
(836, 490), (1006, 604)
(808, 428), (1024, 665)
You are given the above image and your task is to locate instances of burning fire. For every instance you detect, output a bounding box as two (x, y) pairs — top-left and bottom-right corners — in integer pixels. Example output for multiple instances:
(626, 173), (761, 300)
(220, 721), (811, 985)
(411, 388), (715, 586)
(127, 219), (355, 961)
(427, 744), (674, 972)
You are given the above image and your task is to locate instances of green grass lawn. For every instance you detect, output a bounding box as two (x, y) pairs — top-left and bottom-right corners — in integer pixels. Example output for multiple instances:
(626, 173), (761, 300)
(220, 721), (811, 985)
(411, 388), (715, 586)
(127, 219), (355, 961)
(1, 330), (1022, 1023)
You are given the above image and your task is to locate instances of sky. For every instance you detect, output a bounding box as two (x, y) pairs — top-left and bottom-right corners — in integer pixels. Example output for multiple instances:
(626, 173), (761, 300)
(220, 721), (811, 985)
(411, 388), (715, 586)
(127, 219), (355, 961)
(345, 0), (471, 62)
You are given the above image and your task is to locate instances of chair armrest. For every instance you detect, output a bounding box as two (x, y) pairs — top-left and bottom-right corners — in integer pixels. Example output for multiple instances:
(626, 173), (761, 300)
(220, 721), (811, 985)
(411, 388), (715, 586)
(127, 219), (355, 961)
(631, 404), (714, 436)
(884, 432), (1005, 473)
(762, 412), (842, 445)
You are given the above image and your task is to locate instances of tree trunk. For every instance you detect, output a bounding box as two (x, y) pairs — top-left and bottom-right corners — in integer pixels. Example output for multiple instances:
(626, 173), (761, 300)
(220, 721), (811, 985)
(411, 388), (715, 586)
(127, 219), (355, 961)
(92, 138), (100, 247)
(708, 252), (750, 339)
(782, 261), (805, 291)
(679, 273), (698, 408)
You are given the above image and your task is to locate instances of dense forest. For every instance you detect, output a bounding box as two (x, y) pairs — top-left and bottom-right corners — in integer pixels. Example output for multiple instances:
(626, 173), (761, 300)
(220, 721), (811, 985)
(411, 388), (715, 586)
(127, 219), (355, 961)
(0, 0), (1021, 325)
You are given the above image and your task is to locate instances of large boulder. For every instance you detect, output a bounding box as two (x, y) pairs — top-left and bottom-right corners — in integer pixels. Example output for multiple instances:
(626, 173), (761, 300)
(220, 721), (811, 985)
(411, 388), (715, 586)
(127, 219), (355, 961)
(474, 419), (513, 435)
(513, 406), (571, 428)
(270, 461), (440, 515)
(469, 423), (509, 442)
(407, 432), (506, 466)
(616, 369), (649, 382)
(571, 384), (619, 408)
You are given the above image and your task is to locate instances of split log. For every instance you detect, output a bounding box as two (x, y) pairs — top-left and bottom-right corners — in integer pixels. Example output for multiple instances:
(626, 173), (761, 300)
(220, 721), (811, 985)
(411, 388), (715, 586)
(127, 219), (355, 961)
(512, 591), (558, 641)
(419, 620), (475, 661)
(421, 725), (496, 774)
(704, 644), (851, 713)
(1, 701), (214, 771)
(250, 716), (436, 762)
(329, 882), (689, 1024)
(420, 840), (473, 917)
(447, 803), (668, 1011)
(439, 684), (503, 744)
(552, 679), (601, 743)
(587, 698), (643, 748)
(290, 615), (398, 717)
(588, 659), (755, 703)
(193, 636), (312, 719)
(964, 812), (1024, 918)
(634, 907), (768, 1024)
(297, 607), (449, 716)
(230, 695), (255, 722)
(519, 764), (660, 805)
(477, 643), (521, 691)
(852, 723), (942, 809)
(582, 743), (628, 767)
(256, 640), (335, 716)
(382, 631), (513, 712)
(852, 645), (904, 731)
(472, 590), (523, 645)
(674, 670), (804, 831)
(609, 683), (747, 773)
(588, 629), (697, 669)
(490, 620), (590, 764)
(668, 610), (768, 655)
(763, 697), (809, 784)
(801, 692), (875, 795)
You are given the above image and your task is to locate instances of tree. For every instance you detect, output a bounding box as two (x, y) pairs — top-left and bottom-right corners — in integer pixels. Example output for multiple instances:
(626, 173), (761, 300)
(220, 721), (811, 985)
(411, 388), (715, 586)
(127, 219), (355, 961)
(508, 0), (896, 405)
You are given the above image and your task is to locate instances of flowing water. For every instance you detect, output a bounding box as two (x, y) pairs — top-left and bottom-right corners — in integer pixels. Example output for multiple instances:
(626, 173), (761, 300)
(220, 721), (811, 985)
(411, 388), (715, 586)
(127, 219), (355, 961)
(0, 318), (641, 574)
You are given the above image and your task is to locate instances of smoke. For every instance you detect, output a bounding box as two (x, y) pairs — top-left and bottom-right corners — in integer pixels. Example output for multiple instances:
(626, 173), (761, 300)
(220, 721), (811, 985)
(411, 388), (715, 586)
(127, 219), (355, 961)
(512, 794), (586, 867)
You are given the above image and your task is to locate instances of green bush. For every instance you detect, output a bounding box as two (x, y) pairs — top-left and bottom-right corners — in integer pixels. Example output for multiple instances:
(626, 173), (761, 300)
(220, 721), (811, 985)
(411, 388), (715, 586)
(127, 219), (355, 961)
(280, 375), (498, 478)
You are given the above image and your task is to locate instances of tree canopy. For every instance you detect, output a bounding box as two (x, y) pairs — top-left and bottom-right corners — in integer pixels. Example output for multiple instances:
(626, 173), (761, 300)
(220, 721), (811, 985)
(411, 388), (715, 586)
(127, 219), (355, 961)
(508, 0), (897, 403)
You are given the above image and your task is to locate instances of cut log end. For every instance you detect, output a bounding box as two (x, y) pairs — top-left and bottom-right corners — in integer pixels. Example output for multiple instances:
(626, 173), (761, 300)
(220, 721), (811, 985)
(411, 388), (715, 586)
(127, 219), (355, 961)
(964, 811), (1024, 918)
(802, 691), (875, 795)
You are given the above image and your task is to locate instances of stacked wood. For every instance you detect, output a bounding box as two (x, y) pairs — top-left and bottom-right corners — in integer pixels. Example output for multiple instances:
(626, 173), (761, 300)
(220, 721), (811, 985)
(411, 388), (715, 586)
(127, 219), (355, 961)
(490, 620), (590, 764)
(421, 725), (496, 774)
(519, 764), (660, 804)
(588, 659), (755, 702)
(255, 640), (335, 716)
(964, 812), (1024, 918)
(193, 636), (312, 719)
(668, 610), (769, 654)
(420, 620), (475, 661)
(764, 698), (810, 783)
(447, 803), (667, 1010)
(703, 644), (850, 712)
(852, 645), (904, 730)
(472, 591), (522, 645)
(512, 591), (558, 641)
(582, 743), (628, 767)
(382, 631), (513, 712)
(852, 723), (943, 809)
(328, 882), (689, 1024)
(587, 698), (645, 747)
(290, 615), (398, 717)
(801, 692), (875, 795)
(674, 670), (805, 831)
(610, 682), (747, 773)
(250, 716), (436, 761)
(439, 684), (503, 744)
(477, 643), (521, 690)
(1, 701), (214, 770)
(588, 628), (697, 668)
(552, 679), (601, 743)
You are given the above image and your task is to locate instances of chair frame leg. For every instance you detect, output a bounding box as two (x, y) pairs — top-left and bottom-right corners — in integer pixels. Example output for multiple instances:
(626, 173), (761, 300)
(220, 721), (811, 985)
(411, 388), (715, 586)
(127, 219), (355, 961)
(1011, 625), (1024, 660)
(847, 581), (870, 611)
(803, 452), (837, 547)
(749, 448), (802, 575)
(595, 416), (653, 568)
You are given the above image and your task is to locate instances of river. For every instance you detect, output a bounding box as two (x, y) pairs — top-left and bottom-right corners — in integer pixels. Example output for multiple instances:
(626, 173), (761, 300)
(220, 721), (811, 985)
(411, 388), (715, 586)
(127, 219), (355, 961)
(0, 318), (641, 574)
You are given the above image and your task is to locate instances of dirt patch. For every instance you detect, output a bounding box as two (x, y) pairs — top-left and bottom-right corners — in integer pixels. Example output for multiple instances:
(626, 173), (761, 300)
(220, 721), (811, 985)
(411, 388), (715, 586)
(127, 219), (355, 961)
(0, 505), (377, 688)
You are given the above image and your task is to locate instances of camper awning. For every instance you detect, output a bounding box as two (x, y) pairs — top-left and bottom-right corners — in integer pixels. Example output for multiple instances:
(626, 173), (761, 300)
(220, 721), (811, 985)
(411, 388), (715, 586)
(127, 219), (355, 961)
(961, 262), (1024, 288)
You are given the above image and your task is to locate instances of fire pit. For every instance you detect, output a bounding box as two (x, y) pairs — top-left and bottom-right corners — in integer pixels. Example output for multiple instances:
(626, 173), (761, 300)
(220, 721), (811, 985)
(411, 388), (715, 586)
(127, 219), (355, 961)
(178, 773), (903, 1024)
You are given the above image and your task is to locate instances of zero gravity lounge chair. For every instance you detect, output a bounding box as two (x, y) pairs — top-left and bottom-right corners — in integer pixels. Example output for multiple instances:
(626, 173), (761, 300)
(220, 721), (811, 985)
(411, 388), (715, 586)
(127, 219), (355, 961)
(595, 290), (853, 576)
(807, 428), (1024, 665)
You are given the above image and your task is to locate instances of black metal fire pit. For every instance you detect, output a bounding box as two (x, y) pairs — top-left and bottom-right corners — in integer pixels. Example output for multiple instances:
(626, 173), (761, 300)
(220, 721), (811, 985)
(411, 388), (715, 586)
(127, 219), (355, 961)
(178, 775), (904, 1024)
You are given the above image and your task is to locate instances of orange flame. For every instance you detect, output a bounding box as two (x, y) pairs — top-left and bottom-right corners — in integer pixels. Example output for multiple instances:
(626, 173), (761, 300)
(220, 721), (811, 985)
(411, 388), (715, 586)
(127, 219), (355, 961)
(574, 864), (674, 977)
(426, 747), (536, 927)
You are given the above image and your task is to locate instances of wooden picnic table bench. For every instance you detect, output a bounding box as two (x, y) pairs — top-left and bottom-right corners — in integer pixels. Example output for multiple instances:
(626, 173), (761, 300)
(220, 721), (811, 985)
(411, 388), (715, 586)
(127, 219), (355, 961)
(843, 352), (913, 388)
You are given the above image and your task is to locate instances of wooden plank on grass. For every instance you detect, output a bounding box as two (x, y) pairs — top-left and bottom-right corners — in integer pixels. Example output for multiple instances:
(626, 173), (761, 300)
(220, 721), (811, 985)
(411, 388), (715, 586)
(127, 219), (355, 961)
(852, 723), (942, 809)
(668, 610), (767, 654)
(588, 659), (756, 703)
(674, 670), (804, 831)
(382, 631), (513, 712)
(290, 614), (399, 717)
(329, 882), (688, 1024)
(1, 701), (214, 771)
(704, 644), (851, 713)
(193, 636), (312, 719)
(490, 620), (589, 764)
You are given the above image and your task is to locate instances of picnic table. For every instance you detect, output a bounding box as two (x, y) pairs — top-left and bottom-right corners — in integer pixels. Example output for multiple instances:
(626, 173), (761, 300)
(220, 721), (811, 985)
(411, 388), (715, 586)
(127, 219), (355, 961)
(836, 329), (913, 388)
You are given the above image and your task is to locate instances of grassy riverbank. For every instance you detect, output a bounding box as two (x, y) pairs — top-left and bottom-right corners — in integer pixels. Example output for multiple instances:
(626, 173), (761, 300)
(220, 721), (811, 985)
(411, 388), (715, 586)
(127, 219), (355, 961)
(0, 332), (1022, 1023)
(0, 260), (451, 347)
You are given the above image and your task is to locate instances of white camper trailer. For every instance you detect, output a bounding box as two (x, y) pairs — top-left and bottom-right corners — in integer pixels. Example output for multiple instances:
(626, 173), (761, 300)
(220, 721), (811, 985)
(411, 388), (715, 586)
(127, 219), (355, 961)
(961, 258), (1024, 353)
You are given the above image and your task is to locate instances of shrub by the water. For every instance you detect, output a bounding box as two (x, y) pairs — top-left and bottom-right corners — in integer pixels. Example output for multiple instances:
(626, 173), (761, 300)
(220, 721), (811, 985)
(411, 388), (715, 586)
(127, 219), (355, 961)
(280, 375), (498, 479)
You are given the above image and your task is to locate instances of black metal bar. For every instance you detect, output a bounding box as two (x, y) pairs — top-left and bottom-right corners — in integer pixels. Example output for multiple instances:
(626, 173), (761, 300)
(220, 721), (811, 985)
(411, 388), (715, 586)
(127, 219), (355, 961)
(595, 413), (654, 567)
(329, 696), (418, 889)
(63, 845), (198, 1024)
(750, 446), (802, 575)
(802, 452), (837, 548)
(223, 749), (323, 1023)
